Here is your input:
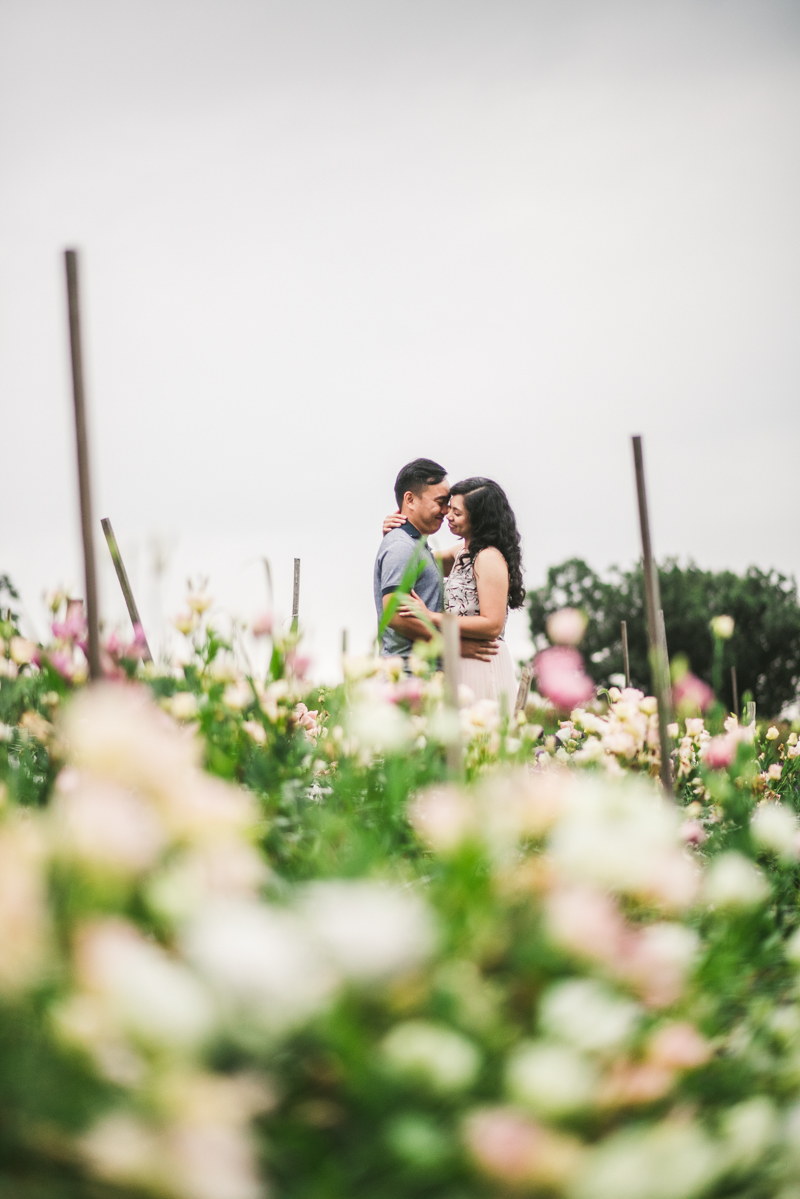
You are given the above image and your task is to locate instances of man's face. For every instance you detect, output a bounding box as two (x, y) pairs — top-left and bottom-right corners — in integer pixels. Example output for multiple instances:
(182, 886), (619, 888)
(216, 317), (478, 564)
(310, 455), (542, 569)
(404, 481), (451, 536)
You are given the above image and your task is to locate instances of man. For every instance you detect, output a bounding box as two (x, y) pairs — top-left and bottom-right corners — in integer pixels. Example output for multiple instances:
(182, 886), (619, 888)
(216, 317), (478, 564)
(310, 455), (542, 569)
(373, 457), (498, 663)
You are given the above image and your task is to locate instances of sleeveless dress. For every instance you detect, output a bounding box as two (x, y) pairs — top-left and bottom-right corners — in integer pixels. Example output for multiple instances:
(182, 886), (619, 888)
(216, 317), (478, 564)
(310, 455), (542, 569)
(444, 549), (517, 712)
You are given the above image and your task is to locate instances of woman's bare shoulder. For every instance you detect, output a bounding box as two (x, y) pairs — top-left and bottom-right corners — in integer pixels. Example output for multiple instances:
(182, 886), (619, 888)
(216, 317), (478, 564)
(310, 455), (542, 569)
(473, 546), (508, 575)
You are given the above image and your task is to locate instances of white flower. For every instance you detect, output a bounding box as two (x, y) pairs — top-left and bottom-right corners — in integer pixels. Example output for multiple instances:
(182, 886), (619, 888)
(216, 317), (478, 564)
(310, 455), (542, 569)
(9, 637), (36, 664)
(242, 720), (266, 746)
(80, 1114), (162, 1189)
(539, 979), (640, 1053)
(546, 608), (588, 646)
(685, 718), (705, 737)
(349, 701), (411, 753)
(76, 919), (214, 1048)
(52, 771), (166, 877)
(751, 803), (798, 858)
(547, 777), (699, 910)
(766, 726), (780, 741)
(408, 785), (475, 853)
(170, 692), (200, 721)
(506, 1041), (597, 1116)
(182, 898), (335, 1031)
(719, 1097), (776, 1171)
(703, 853), (769, 908)
(571, 1120), (719, 1199)
(223, 682), (252, 712)
(381, 1021), (480, 1092)
(0, 817), (49, 993)
(767, 763), (783, 781)
(710, 615), (735, 640)
(299, 880), (436, 983)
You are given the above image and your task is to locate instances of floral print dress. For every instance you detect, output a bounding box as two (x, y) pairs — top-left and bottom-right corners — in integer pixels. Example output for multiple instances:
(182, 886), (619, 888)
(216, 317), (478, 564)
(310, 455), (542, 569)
(444, 549), (517, 710)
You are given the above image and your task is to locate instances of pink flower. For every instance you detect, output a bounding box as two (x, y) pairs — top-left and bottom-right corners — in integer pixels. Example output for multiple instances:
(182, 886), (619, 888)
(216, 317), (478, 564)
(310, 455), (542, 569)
(48, 649), (75, 680)
(672, 672), (714, 715)
(647, 1022), (711, 1070)
(251, 611), (274, 637)
(534, 647), (595, 711)
(702, 734), (737, 770)
(285, 651), (310, 678)
(679, 819), (707, 846)
(463, 1107), (546, 1184)
(52, 599), (87, 643)
(293, 703), (319, 734)
(545, 885), (626, 965)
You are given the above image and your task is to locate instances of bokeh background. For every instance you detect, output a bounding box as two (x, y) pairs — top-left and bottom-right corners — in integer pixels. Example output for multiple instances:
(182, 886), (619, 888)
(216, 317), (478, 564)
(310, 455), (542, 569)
(2, 0), (798, 677)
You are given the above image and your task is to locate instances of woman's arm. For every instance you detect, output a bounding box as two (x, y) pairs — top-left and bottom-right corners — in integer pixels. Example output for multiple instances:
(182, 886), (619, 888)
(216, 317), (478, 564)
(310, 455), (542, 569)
(455, 548), (509, 640)
(435, 543), (462, 576)
(397, 548), (509, 640)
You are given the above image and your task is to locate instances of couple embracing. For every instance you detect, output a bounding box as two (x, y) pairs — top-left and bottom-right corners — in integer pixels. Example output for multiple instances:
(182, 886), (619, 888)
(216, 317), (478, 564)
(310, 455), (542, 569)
(373, 457), (525, 710)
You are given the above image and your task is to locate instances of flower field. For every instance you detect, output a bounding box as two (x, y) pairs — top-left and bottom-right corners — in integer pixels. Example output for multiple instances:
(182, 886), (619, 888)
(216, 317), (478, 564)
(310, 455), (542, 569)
(2, 582), (800, 1199)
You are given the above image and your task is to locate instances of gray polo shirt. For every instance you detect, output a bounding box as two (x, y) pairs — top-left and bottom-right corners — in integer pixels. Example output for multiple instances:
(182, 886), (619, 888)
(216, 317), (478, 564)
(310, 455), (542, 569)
(373, 521), (443, 658)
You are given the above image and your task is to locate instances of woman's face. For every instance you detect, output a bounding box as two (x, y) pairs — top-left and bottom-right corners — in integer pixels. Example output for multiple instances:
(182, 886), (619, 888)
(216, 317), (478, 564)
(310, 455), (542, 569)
(447, 494), (471, 538)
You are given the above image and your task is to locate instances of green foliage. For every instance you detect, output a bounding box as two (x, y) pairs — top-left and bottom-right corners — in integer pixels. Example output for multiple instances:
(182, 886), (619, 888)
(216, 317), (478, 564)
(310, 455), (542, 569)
(528, 558), (800, 717)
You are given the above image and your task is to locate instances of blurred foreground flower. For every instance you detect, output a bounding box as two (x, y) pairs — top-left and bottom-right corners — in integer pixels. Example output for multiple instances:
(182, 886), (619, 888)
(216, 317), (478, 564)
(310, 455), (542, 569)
(534, 646), (595, 710)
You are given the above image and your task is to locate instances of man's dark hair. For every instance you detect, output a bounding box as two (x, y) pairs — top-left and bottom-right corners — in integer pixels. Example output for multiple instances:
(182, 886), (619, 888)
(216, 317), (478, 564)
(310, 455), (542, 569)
(394, 458), (447, 509)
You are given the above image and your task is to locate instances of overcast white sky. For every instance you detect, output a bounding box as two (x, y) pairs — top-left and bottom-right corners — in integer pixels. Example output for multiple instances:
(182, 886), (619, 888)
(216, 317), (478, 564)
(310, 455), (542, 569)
(2, 0), (799, 677)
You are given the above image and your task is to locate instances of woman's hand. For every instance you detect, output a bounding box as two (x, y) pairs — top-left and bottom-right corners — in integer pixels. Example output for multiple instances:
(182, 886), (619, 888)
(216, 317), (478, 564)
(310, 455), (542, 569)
(396, 589), (439, 626)
(382, 511), (406, 535)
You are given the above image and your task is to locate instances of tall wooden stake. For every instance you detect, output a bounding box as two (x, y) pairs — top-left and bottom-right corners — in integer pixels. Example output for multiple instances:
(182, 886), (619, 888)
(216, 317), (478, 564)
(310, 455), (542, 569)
(441, 613), (462, 776)
(65, 249), (101, 681)
(731, 666), (739, 720)
(632, 435), (672, 796)
(101, 518), (153, 662)
(291, 558), (300, 632)
(514, 663), (533, 717)
(621, 620), (630, 687)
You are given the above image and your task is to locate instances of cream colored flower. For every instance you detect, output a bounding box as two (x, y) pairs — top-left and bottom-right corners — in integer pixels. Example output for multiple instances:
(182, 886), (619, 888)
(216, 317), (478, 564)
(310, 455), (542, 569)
(710, 615), (735, 640)
(9, 636), (36, 665)
(0, 816), (50, 993)
(381, 1021), (480, 1093)
(766, 726), (779, 741)
(300, 880), (437, 983)
(52, 770), (166, 877)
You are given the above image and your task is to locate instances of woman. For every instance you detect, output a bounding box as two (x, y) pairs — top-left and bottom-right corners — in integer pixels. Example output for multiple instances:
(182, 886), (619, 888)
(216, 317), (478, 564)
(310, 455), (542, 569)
(387, 477), (525, 710)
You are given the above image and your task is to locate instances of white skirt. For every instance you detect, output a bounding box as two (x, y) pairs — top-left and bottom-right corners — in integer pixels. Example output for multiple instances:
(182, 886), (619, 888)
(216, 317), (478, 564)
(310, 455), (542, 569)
(459, 639), (517, 716)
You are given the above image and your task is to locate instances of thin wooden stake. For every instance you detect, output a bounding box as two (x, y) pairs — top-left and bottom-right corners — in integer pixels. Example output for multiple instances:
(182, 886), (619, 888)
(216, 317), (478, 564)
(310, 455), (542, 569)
(621, 620), (630, 687)
(514, 663), (533, 717)
(632, 435), (673, 796)
(291, 558), (300, 632)
(656, 609), (674, 724)
(65, 249), (101, 681)
(731, 666), (739, 719)
(341, 629), (348, 657)
(262, 557), (274, 609)
(441, 613), (462, 776)
(101, 518), (153, 662)
(746, 699), (756, 727)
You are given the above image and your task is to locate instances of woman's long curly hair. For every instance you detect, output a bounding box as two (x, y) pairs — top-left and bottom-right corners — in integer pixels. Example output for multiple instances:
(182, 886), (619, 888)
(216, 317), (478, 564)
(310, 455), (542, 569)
(450, 477), (525, 609)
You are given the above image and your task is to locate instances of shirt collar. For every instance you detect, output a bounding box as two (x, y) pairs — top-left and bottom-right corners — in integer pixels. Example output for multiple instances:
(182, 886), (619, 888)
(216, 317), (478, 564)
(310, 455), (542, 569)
(400, 519), (422, 540)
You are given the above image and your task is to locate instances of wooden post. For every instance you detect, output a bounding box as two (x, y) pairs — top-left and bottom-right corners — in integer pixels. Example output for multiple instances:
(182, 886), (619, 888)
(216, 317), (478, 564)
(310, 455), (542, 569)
(632, 435), (672, 796)
(656, 609), (673, 724)
(746, 699), (756, 728)
(441, 612), (462, 776)
(341, 629), (348, 657)
(514, 663), (533, 717)
(65, 249), (101, 681)
(101, 518), (153, 661)
(621, 620), (630, 687)
(291, 558), (300, 632)
(731, 666), (739, 720)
